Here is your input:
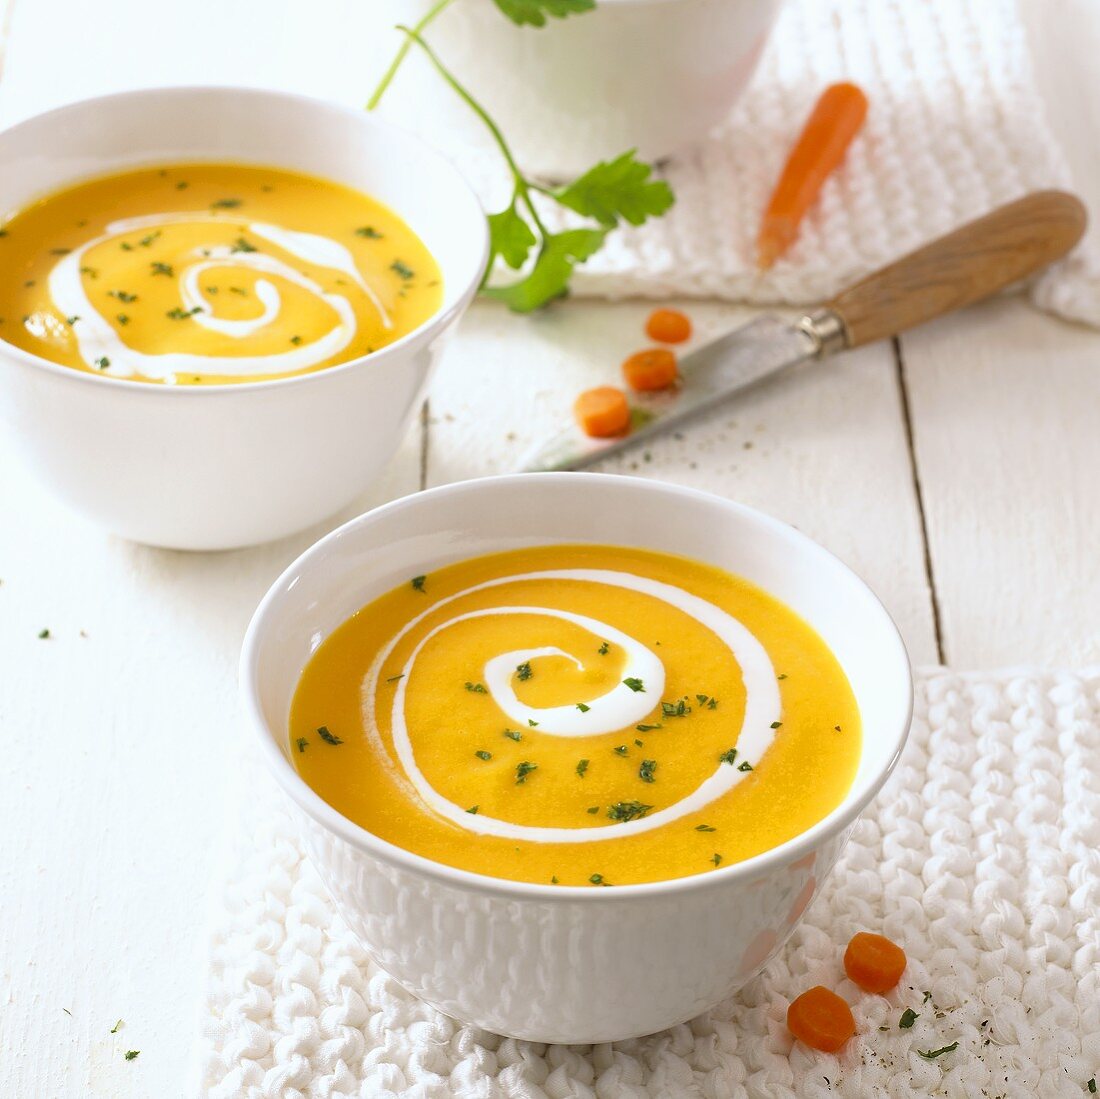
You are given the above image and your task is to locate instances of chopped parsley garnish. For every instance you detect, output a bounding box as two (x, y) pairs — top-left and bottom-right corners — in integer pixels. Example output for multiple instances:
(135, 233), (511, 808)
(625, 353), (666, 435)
(576, 759), (589, 777)
(607, 801), (652, 822)
(899, 1009), (919, 1029)
(211, 197), (243, 209)
(1089, 1079), (1097, 1094)
(176, 180), (189, 189)
(515, 661), (533, 681)
(719, 747), (738, 765)
(65, 315), (80, 326)
(38, 628), (50, 639)
(503, 729), (523, 742)
(515, 761), (538, 784)
(589, 873), (605, 885)
(623, 677), (645, 692)
(695, 824), (716, 832)
(466, 805), (479, 814)
(138, 231), (161, 247)
(317, 725), (343, 746)
(551, 875), (558, 884)
(290, 335), (302, 345)
(465, 681), (487, 693)
(777, 673), (788, 680)
(230, 236), (257, 254)
(166, 306), (203, 320)
(110, 1019), (123, 1034)
(917, 1043), (958, 1060)
(770, 721), (783, 729)
(528, 719), (539, 727)
(391, 259), (415, 280)
(597, 641), (609, 655)
(385, 673), (405, 683)
(576, 702), (590, 712)
(634, 738), (643, 747)
(95, 357), (110, 370)
(124, 1050), (140, 1061)
(49, 247), (71, 255)
(638, 759), (657, 783)
(636, 723), (662, 732)
(737, 761), (754, 772)
(711, 853), (723, 866)
(80, 265), (98, 279)
(109, 290), (137, 303)
(834, 725), (842, 732)
(356, 226), (383, 238)
(410, 574), (426, 591)
(150, 262), (174, 276)
(661, 699), (691, 718)
(613, 745), (628, 756)
(475, 750), (492, 761)
(117, 314), (130, 325)
(586, 806), (599, 814)
(229, 286), (249, 296)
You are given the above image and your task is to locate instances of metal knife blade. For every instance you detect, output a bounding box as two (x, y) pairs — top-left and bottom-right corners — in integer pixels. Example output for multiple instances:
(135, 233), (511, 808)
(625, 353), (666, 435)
(519, 314), (818, 472)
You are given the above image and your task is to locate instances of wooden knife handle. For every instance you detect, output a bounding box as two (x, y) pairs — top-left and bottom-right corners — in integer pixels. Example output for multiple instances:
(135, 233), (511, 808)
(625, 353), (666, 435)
(820, 190), (1087, 350)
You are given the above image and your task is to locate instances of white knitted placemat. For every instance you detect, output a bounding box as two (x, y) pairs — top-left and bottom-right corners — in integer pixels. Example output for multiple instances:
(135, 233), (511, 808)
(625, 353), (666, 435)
(196, 667), (1100, 1098)
(376, 0), (1100, 328)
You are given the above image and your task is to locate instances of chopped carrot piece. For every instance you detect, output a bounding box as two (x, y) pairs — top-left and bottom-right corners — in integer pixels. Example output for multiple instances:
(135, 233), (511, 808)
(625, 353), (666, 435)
(644, 308), (692, 344)
(843, 932), (906, 994)
(756, 82), (869, 270)
(622, 348), (678, 392)
(787, 986), (856, 1053)
(574, 386), (631, 438)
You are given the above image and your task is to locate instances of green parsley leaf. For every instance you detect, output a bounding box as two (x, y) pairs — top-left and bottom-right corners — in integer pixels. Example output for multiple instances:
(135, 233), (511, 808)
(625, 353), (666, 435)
(899, 1008), (919, 1029)
(554, 149), (674, 228)
(576, 701), (590, 712)
(598, 641), (610, 655)
(391, 259), (415, 281)
(491, 0), (594, 27)
(711, 853), (723, 866)
(317, 725), (343, 746)
(695, 824), (716, 832)
(109, 290), (138, 303)
(1088, 1079), (1097, 1094)
(38, 628), (50, 639)
(503, 729), (523, 742)
(150, 262), (173, 277)
(586, 805), (599, 814)
(576, 759), (589, 777)
(95, 357), (110, 370)
(230, 237), (257, 254)
(355, 226), (383, 239)
(607, 800), (651, 822)
(613, 745), (628, 756)
(636, 723), (662, 732)
(515, 761), (538, 784)
(475, 750), (492, 761)
(466, 805), (479, 814)
(211, 198), (242, 209)
(487, 205), (537, 270)
(719, 747), (738, 765)
(623, 677), (645, 692)
(410, 575), (426, 592)
(528, 719), (539, 727)
(588, 872), (605, 884)
(515, 661), (533, 681)
(465, 681), (487, 693)
(296, 737), (308, 753)
(638, 758), (657, 783)
(917, 1043), (958, 1060)
(770, 721), (783, 729)
(110, 1019), (123, 1033)
(482, 228), (607, 312)
(124, 1051), (140, 1061)
(661, 699), (691, 718)
(737, 761), (754, 772)
(385, 673), (405, 683)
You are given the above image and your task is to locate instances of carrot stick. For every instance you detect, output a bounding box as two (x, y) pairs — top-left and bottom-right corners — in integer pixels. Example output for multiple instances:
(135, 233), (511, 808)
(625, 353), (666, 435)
(622, 348), (678, 392)
(843, 932), (907, 993)
(574, 386), (631, 437)
(787, 986), (856, 1052)
(756, 82), (869, 270)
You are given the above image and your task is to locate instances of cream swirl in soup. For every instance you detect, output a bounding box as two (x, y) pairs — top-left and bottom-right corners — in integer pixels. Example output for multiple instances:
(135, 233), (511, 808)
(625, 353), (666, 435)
(292, 545), (862, 887)
(0, 163), (442, 385)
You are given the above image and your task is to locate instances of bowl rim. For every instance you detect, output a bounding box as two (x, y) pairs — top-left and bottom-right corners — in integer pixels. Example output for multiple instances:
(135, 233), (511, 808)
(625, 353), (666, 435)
(0, 83), (489, 396)
(241, 472), (914, 901)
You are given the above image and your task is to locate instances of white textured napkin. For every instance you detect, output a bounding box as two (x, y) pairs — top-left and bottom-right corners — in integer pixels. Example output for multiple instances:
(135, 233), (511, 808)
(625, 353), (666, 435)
(378, 0), (1100, 327)
(196, 667), (1100, 1098)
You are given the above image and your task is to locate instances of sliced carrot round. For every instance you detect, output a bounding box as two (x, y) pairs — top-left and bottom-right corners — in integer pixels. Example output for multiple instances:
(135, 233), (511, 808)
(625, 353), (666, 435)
(843, 932), (906, 994)
(787, 985), (856, 1053)
(644, 308), (692, 344)
(574, 386), (631, 438)
(622, 348), (678, 392)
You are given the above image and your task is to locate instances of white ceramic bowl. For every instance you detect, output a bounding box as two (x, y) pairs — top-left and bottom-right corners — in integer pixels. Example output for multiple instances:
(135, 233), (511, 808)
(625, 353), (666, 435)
(422, 0), (783, 179)
(0, 86), (488, 550)
(242, 473), (913, 1043)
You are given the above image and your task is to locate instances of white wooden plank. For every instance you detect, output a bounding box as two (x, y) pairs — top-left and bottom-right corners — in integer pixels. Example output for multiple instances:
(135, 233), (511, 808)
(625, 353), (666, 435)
(901, 295), (1100, 667)
(425, 299), (940, 666)
(0, 0), (425, 1090)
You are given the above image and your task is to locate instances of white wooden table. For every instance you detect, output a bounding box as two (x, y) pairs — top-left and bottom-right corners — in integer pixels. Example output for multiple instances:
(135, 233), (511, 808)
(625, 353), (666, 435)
(1, 1), (1098, 1095)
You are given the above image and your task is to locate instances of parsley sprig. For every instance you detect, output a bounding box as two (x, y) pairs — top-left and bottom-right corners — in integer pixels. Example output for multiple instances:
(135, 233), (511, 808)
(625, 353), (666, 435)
(368, 0), (674, 311)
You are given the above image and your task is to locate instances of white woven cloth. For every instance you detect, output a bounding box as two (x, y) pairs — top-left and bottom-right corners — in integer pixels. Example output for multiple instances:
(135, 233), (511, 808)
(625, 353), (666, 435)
(196, 667), (1100, 1098)
(380, 0), (1100, 327)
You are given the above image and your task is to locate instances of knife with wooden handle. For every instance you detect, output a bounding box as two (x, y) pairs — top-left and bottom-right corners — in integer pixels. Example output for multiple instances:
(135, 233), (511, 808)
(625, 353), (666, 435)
(521, 190), (1087, 472)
